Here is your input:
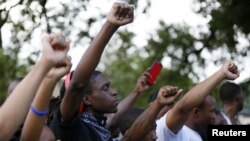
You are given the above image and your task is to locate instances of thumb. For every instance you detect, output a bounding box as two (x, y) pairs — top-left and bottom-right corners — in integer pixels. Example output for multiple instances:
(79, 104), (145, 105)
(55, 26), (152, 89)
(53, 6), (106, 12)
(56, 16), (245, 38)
(177, 89), (183, 95)
(174, 89), (183, 100)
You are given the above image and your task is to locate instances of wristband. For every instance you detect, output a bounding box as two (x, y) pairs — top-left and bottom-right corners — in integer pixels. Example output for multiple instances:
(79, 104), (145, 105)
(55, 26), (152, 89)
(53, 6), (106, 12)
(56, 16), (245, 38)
(30, 104), (49, 116)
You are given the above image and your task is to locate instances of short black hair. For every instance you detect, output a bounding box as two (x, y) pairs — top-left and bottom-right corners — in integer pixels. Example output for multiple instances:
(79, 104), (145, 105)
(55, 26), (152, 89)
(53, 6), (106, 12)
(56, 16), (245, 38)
(148, 90), (158, 103)
(59, 70), (102, 98)
(196, 94), (213, 110)
(219, 81), (241, 101)
(119, 108), (144, 135)
(83, 70), (101, 95)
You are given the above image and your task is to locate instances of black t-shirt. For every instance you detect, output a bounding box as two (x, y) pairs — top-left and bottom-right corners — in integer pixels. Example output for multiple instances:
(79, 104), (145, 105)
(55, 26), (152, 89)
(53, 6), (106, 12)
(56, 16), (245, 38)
(50, 106), (112, 141)
(10, 123), (23, 141)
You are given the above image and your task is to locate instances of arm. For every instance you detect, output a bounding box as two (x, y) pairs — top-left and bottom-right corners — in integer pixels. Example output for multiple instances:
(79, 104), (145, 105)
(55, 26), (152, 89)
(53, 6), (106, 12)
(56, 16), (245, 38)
(0, 33), (69, 140)
(121, 86), (181, 141)
(21, 35), (71, 141)
(166, 60), (240, 133)
(106, 68), (150, 130)
(60, 2), (134, 122)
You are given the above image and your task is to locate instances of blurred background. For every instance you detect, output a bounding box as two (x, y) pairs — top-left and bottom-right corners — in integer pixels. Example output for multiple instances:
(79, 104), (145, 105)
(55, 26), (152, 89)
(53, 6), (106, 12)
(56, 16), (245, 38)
(0, 0), (249, 123)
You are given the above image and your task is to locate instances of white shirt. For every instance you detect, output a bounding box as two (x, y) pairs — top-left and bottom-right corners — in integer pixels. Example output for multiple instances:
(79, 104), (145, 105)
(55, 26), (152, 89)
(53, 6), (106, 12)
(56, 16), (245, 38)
(156, 113), (203, 141)
(221, 112), (232, 125)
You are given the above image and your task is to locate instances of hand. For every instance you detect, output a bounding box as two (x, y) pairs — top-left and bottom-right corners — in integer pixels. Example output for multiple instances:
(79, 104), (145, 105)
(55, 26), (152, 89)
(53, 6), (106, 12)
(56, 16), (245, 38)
(156, 86), (182, 107)
(220, 60), (240, 80)
(50, 33), (69, 50)
(46, 56), (72, 80)
(41, 33), (70, 66)
(107, 2), (134, 26)
(133, 68), (150, 94)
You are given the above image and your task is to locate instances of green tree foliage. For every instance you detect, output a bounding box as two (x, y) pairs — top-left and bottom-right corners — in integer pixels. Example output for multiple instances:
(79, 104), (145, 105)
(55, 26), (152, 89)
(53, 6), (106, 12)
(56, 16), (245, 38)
(195, 0), (250, 105)
(240, 79), (250, 107)
(0, 0), (95, 102)
(196, 0), (250, 59)
(0, 0), (151, 103)
(102, 25), (195, 107)
(103, 0), (250, 107)
(0, 47), (27, 102)
(1, 0), (249, 108)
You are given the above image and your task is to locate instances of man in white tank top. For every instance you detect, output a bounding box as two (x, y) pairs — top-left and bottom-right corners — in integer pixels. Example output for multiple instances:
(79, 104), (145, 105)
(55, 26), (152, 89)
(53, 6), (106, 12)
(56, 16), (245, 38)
(156, 60), (240, 141)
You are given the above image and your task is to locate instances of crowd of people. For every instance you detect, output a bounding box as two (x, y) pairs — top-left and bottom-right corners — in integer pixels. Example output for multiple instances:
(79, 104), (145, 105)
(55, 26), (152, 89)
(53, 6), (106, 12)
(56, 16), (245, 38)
(0, 2), (245, 141)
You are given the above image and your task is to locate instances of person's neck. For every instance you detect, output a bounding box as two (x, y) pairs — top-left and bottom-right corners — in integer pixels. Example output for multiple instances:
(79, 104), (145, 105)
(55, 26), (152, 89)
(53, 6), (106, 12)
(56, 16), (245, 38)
(223, 103), (240, 124)
(223, 103), (237, 119)
(186, 119), (200, 131)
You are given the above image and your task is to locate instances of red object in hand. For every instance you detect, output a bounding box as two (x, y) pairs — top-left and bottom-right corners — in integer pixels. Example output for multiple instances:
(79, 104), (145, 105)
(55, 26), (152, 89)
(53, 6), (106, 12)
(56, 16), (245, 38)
(51, 37), (65, 50)
(147, 61), (162, 85)
(51, 43), (64, 50)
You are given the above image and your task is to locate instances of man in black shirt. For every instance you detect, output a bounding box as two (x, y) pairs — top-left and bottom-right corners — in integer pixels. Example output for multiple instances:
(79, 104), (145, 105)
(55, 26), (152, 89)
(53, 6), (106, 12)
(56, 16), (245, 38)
(50, 2), (134, 141)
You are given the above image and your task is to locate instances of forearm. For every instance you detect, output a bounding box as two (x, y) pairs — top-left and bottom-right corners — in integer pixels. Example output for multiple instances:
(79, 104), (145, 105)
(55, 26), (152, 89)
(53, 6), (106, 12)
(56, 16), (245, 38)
(72, 22), (119, 85)
(21, 78), (57, 141)
(177, 70), (224, 112)
(167, 70), (225, 132)
(32, 77), (57, 110)
(121, 101), (162, 141)
(0, 58), (52, 140)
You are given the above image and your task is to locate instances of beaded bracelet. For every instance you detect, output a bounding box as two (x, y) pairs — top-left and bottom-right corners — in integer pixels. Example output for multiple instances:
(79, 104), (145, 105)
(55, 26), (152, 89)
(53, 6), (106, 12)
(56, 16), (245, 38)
(30, 104), (49, 116)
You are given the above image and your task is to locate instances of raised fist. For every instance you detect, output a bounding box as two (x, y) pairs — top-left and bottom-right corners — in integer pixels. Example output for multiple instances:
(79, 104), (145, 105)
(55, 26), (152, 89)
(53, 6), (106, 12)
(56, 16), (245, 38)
(41, 33), (70, 66)
(220, 60), (240, 80)
(156, 85), (182, 106)
(107, 2), (134, 26)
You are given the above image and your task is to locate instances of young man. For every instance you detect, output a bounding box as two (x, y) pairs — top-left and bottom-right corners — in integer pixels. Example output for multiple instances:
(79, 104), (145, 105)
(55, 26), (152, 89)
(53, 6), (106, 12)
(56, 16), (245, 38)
(50, 2), (134, 141)
(156, 60), (240, 141)
(219, 81), (243, 125)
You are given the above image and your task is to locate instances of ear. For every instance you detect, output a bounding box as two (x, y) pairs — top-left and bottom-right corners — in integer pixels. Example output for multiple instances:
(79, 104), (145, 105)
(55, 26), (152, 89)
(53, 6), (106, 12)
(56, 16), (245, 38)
(83, 95), (92, 106)
(192, 108), (200, 118)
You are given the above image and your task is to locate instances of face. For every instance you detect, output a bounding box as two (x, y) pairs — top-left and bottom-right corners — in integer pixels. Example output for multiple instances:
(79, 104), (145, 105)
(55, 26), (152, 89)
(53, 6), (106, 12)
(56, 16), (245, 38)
(199, 95), (216, 126)
(236, 91), (243, 112)
(195, 95), (216, 140)
(88, 73), (118, 114)
(215, 112), (227, 125)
